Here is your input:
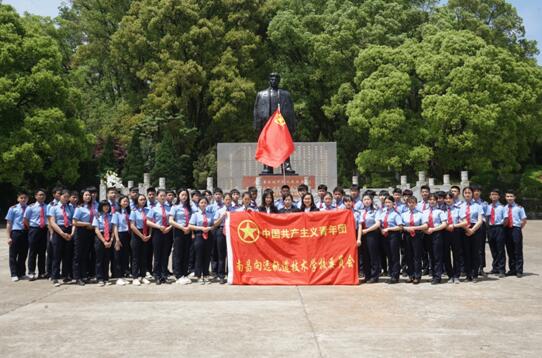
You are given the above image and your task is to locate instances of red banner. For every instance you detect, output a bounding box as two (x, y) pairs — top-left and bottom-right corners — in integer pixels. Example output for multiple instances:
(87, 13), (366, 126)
(226, 210), (358, 285)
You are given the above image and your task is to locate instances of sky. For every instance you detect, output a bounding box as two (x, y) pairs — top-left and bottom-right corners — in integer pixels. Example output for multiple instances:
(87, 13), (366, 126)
(2, 0), (541, 63)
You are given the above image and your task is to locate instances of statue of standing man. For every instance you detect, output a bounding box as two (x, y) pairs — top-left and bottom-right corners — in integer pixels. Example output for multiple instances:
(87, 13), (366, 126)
(253, 72), (296, 175)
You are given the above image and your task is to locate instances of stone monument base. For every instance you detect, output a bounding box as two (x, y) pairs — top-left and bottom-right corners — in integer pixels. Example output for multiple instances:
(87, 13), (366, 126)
(243, 175), (316, 195)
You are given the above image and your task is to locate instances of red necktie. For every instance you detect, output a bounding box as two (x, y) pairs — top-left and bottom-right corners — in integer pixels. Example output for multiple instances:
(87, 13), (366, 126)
(142, 209), (148, 236)
(428, 208), (434, 228)
(125, 211), (130, 229)
(39, 205), (45, 228)
(89, 204), (94, 223)
(490, 206), (495, 225)
(447, 208), (452, 224)
(383, 211), (389, 237)
(423, 202), (426, 211)
(466, 203), (471, 225)
(507, 205), (513, 228)
(22, 206), (29, 230)
(111, 205), (116, 214)
(409, 211), (415, 237)
(62, 205), (69, 227)
(202, 214), (208, 239)
(161, 206), (167, 226)
(104, 215), (110, 242)
(184, 207), (190, 227)
(362, 210), (367, 229)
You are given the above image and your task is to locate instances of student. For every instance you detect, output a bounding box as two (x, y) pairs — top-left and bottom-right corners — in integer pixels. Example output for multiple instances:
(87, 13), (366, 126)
(147, 188), (158, 209)
(443, 192), (463, 283)
(106, 187), (119, 213)
(401, 196), (427, 284)
(230, 189), (241, 210)
(164, 189), (176, 275)
(503, 190), (527, 278)
(377, 196), (403, 283)
(72, 189), (96, 285)
(316, 184), (328, 210)
(213, 193), (236, 284)
(392, 188), (407, 213)
(343, 195), (361, 276)
(87, 186), (99, 208)
(275, 185), (290, 210)
(402, 189), (414, 203)
(69, 191), (79, 208)
(279, 194), (299, 213)
(357, 194), (381, 283)
(435, 191), (446, 210)
(377, 190), (390, 276)
(113, 195), (131, 286)
(486, 189), (505, 277)
(24, 189), (48, 280)
(203, 190), (214, 205)
(130, 194), (152, 286)
(190, 190), (201, 212)
(146, 189), (173, 285)
(350, 184), (361, 208)
(248, 186), (259, 210)
(5, 191), (29, 281)
(417, 185), (431, 276)
(208, 188), (225, 276)
(295, 184), (309, 209)
(450, 185), (464, 208)
(423, 193), (448, 284)
(472, 184), (489, 276)
(129, 187), (139, 210)
(86, 187), (98, 278)
(92, 200), (118, 286)
(236, 192), (256, 212)
(189, 197), (217, 284)
(48, 189), (76, 286)
(169, 189), (193, 285)
(299, 193), (319, 212)
(319, 192), (336, 211)
(259, 189), (279, 214)
(459, 187), (484, 282)
(333, 186), (345, 209)
(46, 186), (63, 279)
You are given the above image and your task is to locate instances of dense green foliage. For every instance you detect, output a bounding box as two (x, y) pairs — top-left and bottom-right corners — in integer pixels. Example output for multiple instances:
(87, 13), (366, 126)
(1, 0), (541, 194)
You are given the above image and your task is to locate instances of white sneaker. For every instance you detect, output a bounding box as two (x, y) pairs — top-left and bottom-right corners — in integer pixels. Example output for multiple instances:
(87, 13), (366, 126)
(98, 281), (105, 287)
(116, 278), (127, 286)
(53, 280), (61, 287)
(182, 276), (192, 285)
(188, 272), (195, 278)
(142, 277), (151, 285)
(11, 276), (19, 282)
(145, 272), (152, 279)
(132, 278), (141, 286)
(28, 273), (36, 281)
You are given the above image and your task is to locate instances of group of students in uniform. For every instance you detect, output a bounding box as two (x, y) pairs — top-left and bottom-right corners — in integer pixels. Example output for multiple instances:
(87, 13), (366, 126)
(5, 182), (527, 286)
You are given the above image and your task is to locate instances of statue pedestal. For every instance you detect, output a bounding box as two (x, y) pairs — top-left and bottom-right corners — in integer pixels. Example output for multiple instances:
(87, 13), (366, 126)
(243, 175), (316, 195)
(217, 142), (337, 191)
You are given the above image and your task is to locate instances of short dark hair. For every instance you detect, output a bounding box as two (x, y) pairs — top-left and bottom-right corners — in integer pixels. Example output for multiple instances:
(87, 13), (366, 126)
(157, 189), (166, 195)
(420, 185), (430, 192)
(35, 188), (46, 195)
(230, 189), (240, 195)
(471, 184), (482, 192)
(333, 186), (344, 195)
(147, 187), (156, 194)
(351, 184), (360, 191)
(97, 200), (111, 213)
(505, 189), (516, 196)
(402, 189), (413, 196)
(166, 189), (176, 195)
(392, 188), (402, 194)
(383, 195), (395, 203)
(17, 190), (28, 197)
(130, 187), (139, 193)
(406, 196), (417, 204)
(297, 184), (308, 192)
(428, 193), (438, 201)
(436, 191), (446, 198)
(248, 186), (258, 194)
(87, 186), (98, 193)
(281, 185), (290, 190)
(450, 185), (460, 191)
(52, 186), (64, 194)
(213, 187), (223, 195)
(379, 190), (389, 197)
(490, 188), (501, 195)
(317, 184), (328, 191)
(191, 190), (201, 198)
(106, 187), (117, 193)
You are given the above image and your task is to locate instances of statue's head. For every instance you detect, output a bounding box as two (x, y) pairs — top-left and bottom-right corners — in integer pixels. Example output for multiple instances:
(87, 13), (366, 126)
(269, 72), (280, 89)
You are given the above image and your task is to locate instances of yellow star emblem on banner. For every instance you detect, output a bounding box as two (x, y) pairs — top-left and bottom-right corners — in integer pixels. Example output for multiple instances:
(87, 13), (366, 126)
(274, 113), (286, 126)
(237, 220), (260, 244)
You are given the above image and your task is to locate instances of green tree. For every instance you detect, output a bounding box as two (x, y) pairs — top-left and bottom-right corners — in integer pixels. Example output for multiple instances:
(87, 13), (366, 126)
(122, 132), (145, 183)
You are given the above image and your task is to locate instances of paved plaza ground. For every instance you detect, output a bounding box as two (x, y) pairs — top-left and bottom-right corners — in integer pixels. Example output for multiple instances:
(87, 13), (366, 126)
(0, 223), (541, 357)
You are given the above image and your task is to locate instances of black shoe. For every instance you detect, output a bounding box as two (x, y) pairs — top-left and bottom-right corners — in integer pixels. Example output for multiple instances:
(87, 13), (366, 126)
(413, 278), (420, 284)
(478, 269), (487, 277)
(490, 270), (499, 275)
(389, 278), (398, 284)
(516, 273), (523, 278)
(220, 278), (227, 284)
(505, 271), (516, 276)
(422, 269), (429, 276)
(76, 279), (85, 286)
(498, 272), (505, 278)
(156, 279), (161, 285)
(382, 271), (389, 277)
(472, 277), (478, 283)
(368, 278), (378, 284)
(431, 278), (440, 285)
(460, 271), (466, 277)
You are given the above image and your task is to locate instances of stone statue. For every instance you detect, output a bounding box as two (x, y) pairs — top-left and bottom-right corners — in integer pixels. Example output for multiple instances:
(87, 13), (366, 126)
(253, 72), (296, 175)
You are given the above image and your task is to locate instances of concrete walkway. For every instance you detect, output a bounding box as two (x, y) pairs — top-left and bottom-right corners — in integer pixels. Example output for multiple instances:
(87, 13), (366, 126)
(1, 223), (541, 357)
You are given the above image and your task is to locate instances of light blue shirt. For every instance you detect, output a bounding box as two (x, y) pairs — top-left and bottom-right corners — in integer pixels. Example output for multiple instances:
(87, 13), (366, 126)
(149, 202), (171, 226)
(416, 200), (429, 212)
(443, 205), (461, 225)
(170, 204), (192, 227)
(459, 201), (484, 224)
(359, 207), (379, 228)
(24, 202), (48, 228)
(474, 198), (488, 222)
(130, 207), (150, 230)
(485, 203), (505, 226)
(73, 204), (96, 224)
(503, 203), (527, 228)
(353, 209), (361, 230)
(394, 202), (408, 214)
(422, 207), (447, 227)
(147, 200), (158, 210)
(377, 208), (403, 228)
(401, 209), (424, 227)
(115, 208), (131, 232)
(5, 204), (28, 230)
(92, 212), (118, 232)
(275, 199), (285, 210)
(47, 203), (74, 227)
(319, 204), (337, 211)
(189, 210), (214, 227)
